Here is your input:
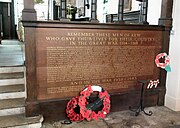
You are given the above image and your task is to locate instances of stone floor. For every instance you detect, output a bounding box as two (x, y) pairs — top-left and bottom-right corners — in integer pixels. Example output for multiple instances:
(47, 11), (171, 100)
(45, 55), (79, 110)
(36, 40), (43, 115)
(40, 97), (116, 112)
(42, 106), (180, 128)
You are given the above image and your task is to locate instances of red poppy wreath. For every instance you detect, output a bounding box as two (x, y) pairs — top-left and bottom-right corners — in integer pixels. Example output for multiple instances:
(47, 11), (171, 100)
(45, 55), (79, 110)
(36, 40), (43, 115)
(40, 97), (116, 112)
(155, 53), (170, 69)
(66, 96), (84, 122)
(78, 85), (111, 121)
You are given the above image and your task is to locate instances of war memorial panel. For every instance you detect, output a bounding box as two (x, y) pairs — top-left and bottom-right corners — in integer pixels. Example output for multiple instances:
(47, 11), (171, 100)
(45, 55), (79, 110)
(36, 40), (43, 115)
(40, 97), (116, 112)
(35, 28), (162, 100)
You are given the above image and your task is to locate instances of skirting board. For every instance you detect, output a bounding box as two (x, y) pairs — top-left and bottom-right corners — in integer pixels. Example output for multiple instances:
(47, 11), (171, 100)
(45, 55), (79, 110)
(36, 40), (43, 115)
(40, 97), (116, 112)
(165, 94), (180, 111)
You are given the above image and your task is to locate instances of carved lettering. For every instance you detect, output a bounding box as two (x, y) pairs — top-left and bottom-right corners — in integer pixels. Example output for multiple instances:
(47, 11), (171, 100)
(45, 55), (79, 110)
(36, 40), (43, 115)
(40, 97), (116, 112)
(36, 28), (162, 99)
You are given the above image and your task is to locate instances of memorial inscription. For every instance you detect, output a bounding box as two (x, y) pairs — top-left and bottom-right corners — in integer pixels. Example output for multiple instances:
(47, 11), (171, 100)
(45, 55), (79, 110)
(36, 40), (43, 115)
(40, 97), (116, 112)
(36, 28), (162, 100)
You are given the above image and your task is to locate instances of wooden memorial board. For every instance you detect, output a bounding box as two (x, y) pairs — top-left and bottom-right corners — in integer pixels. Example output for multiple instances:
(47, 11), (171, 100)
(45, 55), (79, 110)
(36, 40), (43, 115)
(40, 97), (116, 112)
(23, 22), (165, 120)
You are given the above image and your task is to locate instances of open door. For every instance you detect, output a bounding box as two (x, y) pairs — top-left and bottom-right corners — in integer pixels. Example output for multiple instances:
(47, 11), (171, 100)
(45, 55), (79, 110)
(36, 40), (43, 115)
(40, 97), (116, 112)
(0, 0), (17, 40)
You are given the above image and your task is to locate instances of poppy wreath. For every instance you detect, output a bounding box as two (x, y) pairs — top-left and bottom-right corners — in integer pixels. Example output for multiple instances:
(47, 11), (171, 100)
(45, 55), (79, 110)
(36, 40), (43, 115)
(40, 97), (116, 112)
(66, 96), (84, 122)
(78, 85), (111, 121)
(155, 53), (170, 69)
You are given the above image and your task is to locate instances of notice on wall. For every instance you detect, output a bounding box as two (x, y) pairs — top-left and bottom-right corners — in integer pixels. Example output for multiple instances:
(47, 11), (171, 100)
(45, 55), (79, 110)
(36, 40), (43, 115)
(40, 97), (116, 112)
(36, 28), (162, 100)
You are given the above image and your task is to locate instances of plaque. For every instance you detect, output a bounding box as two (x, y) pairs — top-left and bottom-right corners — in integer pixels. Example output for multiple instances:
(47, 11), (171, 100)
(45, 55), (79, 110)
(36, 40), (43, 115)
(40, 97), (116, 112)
(35, 28), (162, 100)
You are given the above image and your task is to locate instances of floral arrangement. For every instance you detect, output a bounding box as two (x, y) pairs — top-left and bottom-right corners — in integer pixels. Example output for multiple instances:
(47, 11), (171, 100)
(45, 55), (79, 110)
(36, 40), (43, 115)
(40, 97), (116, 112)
(155, 53), (171, 72)
(78, 85), (111, 121)
(147, 79), (159, 89)
(66, 96), (84, 122)
(66, 85), (111, 121)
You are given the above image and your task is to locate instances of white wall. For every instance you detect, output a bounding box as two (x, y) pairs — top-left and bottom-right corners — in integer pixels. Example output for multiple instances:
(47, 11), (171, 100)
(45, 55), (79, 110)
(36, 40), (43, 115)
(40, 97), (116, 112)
(131, 0), (140, 11)
(97, 0), (104, 23)
(14, 0), (54, 23)
(34, 0), (54, 20)
(106, 0), (140, 14)
(106, 0), (118, 14)
(147, 0), (162, 25)
(14, 0), (23, 25)
(165, 0), (180, 111)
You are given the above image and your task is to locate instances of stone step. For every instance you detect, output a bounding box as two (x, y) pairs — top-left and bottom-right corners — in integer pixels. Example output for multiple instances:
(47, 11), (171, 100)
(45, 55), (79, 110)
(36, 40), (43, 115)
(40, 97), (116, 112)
(0, 57), (24, 67)
(0, 91), (26, 100)
(1, 40), (23, 45)
(0, 114), (43, 128)
(0, 67), (25, 80)
(0, 72), (24, 79)
(0, 84), (24, 94)
(0, 45), (24, 67)
(0, 67), (24, 73)
(0, 107), (25, 117)
(0, 98), (25, 110)
(0, 98), (25, 116)
(0, 45), (22, 53)
(0, 78), (25, 86)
